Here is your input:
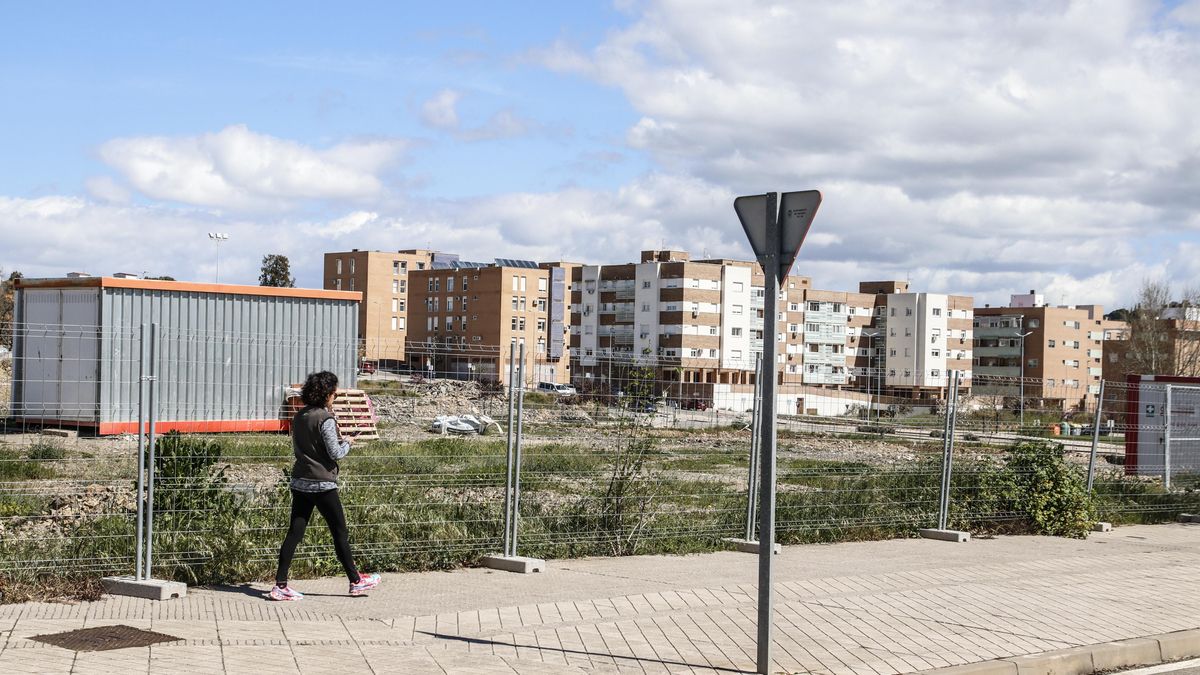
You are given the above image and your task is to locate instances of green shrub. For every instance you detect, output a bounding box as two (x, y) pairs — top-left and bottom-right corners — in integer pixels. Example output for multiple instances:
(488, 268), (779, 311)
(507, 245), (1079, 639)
(27, 441), (66, 461)
(995, 441), (1095, 538)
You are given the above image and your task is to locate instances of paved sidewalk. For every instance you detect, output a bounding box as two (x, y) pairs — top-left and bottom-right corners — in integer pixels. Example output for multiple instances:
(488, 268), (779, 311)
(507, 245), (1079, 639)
(1, 523), (1198, 674)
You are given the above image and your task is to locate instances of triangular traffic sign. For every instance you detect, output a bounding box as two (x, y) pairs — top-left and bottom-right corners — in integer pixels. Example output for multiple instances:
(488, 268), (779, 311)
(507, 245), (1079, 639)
(734, 194), (771, 259)
(777, 190), (821, 282)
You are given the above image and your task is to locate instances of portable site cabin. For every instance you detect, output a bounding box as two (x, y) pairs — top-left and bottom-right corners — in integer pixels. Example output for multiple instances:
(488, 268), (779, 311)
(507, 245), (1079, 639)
(1125, 373), (1200, 477)
(9, 276), (361, 434)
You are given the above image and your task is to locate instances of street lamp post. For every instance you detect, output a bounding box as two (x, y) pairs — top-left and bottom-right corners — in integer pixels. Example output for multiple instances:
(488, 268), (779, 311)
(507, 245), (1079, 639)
(861, 329), (881, 423)
(1015, 324), (1034, 429)
(207, 232), (229, 283)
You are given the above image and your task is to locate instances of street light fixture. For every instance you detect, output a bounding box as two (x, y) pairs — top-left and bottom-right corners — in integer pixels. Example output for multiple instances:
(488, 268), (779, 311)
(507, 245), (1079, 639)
(207, 232), (230, 283)
(861, 329), (881, 423)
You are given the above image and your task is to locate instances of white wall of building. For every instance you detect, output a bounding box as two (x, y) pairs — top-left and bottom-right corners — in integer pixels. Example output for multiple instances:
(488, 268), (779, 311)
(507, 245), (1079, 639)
(634, 263), (661, 356)
(720, 265), (753, 370)
(576, 266), (601, 366)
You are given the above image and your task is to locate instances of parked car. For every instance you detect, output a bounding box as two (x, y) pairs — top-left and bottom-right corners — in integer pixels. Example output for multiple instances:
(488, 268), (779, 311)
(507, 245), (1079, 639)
(359, 360), (378, 375)
(679, 398), (709, 411)
(537, 382), (578, 396)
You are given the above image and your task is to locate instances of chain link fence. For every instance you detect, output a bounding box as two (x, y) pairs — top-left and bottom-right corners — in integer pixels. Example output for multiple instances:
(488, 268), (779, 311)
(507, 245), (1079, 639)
(3, 322), (1199, 595)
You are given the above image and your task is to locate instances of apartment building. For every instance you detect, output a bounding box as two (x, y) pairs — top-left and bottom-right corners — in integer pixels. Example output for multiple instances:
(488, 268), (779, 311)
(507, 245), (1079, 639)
(322, 249), (435, 363)
(870, 284), (974, 398)
(1103, 306), (1196, 382)
(975, 290), (1127, 411)
(406, 258), (570, 386)
(570, 250), (972, 406)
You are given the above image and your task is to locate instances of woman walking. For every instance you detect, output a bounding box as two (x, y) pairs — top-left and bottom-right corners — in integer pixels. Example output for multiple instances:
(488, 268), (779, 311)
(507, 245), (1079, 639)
(271, 371), (381, 600)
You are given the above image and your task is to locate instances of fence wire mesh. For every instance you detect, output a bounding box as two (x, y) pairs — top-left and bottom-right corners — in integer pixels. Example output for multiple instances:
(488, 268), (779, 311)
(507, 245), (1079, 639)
(2, 324), (1200, 592)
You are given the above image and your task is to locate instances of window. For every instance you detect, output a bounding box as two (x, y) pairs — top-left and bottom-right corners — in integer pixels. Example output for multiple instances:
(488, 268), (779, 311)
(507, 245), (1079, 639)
(808, 302), (821, 312)
(931, 349), (940, 357)
(931, 369), (941, 377)
(446, 315), (455, 329)
(789, 303), (799, 311)
(462, 276), (468, 291)
(642, 280), (652, 289)
(392, 280), (399, 293)
(932, 308), (942, 316)
(734, 282), (745, 292)
(349, 259), (355, 274)
(889, 369), (896, 377)
(641, 303), (650, 312)
(391, 316), (398, 330)
(432, 297), (439, 312)
(520, 276), (527, 292)
(519, 297), (527, 311)
(512, 276), (519, 291)
(808, 343), (820, 353)
(931, 329), (941, 341)
(336, 259), (342, 274)
(461, 297), (467, 311)
(434, 278), (440, 292)
(417, 262), (426, 270)
(1048, 339), (1056, 348)
(585, 325), (594, 335)
(541, 278), (549, 292)
(1028, 358), (1038, 367)
(399, 280), (406, 293)
(732, 305), (744, 315)
(732, 327), (743, 337)
(432, 316), (439, 329)
(537, 318), (546, 331)
(904, 327), (912, 337)
(890, 307), (896, 317)
(393, 261), (400, 274)
(335, 279), (342, 290)
(427, 279), (434, 292)
(447, 297), (454, 312)
(904, 348), (911, 357)
(832, 303), (843, 313)
(1028, 319), (1039, 328)
(904, 369), (911, 378)
(349, 278), (355, 291)
(536, 299), (546, 312)
(512, 297), (519, 310)
(398, 317), (405, 330)
(511, 317), (518, 330)
(519, 318), (526, 330)
(690, 349), (701, 357)
(709, 326), (718, 335)
(905, 307), (913, 316)
(447, 277), (455, 292)
(391, 298), (398, 312)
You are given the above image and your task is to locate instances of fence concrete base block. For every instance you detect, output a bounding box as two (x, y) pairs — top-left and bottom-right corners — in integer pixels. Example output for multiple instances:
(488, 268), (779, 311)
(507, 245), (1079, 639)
(1179, 513), (1200, 523)
(101, 576), (186, 600)
(921, 629), (1200, 675)
(480, 555), (545, 574)
(918, 528), (970, 542)
(721, 538), (781, 554)
(41, 428), (77, 438)
(1092, 521), (1112, 532)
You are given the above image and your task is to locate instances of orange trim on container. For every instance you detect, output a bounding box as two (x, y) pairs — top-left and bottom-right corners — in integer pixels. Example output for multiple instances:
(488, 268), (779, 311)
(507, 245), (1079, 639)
(97, 420), (289, 435)
(15, 276), (361, 302)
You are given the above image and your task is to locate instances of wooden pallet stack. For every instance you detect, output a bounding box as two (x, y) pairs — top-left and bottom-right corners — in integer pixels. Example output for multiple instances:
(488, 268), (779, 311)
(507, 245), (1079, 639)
(331, 388), (379, 441)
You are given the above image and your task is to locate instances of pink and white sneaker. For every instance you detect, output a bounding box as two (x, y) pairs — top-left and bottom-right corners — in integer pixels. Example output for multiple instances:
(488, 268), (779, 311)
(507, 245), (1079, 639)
(269, 584), (304, 601)
(349, 573), (381, 596)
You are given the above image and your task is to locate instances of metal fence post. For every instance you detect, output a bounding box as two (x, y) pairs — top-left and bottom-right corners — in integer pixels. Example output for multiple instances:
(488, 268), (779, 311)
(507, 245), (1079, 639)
(144, 322), (160, 579)
(509, 343), (527, 558)
(937, 371), (960, 531)
(1087, 380), (1105, 493)
(1164, 384), (1173, 491)
(135, 323), (148, 580)
(502, 342), (517, 556)
(744, 354), (763, 541)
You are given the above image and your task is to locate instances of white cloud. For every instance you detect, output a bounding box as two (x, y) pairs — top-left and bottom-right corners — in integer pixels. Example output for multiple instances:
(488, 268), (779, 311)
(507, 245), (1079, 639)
(98, 125), (407, 211)
(84, 176), (130, 204)
(420, 89), (461, 130)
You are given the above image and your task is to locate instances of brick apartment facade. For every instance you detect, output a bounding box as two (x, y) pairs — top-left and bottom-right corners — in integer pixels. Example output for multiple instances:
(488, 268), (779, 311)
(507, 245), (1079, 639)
(975, 291), (1127, 411)
(322, 249), (435, 363)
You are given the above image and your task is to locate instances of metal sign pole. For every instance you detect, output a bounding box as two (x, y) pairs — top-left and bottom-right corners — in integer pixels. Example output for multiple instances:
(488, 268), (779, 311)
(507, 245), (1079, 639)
(938, 373), (954, 531)
(756, 192), (779, 674)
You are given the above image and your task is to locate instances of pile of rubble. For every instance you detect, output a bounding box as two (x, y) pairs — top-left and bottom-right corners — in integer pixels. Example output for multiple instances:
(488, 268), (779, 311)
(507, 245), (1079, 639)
(0, 483), (135, 540)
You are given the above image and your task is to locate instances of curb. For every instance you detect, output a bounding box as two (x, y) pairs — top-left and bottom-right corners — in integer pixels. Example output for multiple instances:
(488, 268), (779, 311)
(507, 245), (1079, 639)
(921, 629), (1200, 675)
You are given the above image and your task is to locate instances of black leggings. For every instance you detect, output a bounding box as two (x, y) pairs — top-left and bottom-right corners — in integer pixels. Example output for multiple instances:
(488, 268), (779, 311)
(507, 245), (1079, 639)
(276, 489), (360, 584)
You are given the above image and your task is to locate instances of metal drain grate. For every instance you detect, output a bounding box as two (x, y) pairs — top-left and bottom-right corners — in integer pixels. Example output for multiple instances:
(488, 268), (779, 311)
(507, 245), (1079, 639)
(31, 625), (181, 652)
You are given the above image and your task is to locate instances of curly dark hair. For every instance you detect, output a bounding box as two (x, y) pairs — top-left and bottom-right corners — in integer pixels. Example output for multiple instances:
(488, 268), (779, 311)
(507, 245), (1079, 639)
(300, 371), (339, 407)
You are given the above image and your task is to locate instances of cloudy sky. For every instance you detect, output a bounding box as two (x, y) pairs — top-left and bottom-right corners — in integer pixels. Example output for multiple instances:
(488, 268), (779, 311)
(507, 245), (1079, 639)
(2, 0), (1199, 309)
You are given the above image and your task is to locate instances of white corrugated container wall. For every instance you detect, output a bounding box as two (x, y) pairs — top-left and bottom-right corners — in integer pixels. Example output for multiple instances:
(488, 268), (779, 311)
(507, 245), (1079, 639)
(12, 283), (359, 432)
